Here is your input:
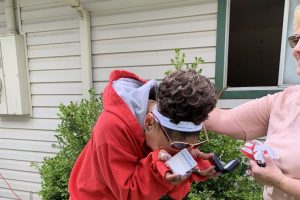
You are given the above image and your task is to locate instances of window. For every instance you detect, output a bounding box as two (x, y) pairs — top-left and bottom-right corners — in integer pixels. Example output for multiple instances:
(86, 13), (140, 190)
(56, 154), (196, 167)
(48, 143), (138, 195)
(216, 0), (300, 99)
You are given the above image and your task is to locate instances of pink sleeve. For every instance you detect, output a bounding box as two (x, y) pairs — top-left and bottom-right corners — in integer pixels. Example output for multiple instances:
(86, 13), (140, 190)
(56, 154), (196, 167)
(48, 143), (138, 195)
(230, 93), (278, 140)
(206, 92), (279, 140)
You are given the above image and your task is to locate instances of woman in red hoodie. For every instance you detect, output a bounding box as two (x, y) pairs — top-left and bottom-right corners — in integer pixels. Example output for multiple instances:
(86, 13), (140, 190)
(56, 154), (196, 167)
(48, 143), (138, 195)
(68, 69), (218, 200)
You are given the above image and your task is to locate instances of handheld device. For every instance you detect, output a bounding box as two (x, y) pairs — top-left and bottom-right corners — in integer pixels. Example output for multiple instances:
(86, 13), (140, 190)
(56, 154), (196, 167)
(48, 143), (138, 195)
(209, 155), (240, 173)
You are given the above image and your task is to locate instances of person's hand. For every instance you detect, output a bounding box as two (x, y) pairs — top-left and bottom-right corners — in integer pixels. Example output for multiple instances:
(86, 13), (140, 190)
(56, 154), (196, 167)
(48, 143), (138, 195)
(164, 171), (191, 185)
(189, 149), (220, 178)
(158, 149), (172, 161)
(158, 149), (192, 185)
(189, 148), (214, 160)
(250, 154), (285, 187)
(193, 166), (219, 178)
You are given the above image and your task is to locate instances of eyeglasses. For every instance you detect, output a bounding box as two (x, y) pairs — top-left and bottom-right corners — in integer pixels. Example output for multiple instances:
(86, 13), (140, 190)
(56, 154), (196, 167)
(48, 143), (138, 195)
(288, 35), (300, 48)
(151, 112), (209, 150)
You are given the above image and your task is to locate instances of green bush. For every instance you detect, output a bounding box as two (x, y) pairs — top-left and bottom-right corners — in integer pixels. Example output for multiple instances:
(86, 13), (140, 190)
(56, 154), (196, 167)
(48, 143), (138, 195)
(33, 90), (102, 200)
(186, 132), (263, 200)
(160, 132), (263, 200)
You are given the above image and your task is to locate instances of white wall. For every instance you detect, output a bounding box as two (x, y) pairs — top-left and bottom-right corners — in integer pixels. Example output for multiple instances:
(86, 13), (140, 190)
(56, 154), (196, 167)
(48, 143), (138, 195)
(87, 0), (217, 92)
(0, 2), (5, 34)
(0, 0), (218, 199)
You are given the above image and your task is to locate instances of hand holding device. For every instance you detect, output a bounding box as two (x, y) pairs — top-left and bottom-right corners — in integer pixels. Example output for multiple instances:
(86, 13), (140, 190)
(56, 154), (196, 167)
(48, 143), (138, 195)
(240, 140), (279, 167)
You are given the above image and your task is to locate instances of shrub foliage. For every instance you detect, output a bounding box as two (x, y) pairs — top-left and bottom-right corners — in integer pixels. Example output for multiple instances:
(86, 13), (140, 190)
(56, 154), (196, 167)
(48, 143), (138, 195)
(187, 132), (263, 200)
(33, 90), (102, 200)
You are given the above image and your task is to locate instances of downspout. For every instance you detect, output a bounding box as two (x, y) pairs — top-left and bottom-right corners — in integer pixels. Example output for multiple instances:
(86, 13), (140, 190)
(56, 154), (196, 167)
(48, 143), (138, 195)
(5, 0), (17, 34)
(66, 0), (93, 99)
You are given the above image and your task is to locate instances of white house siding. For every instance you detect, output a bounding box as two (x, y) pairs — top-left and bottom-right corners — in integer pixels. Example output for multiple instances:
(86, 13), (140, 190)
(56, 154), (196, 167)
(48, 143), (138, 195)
(87, 0), (217, 92)
(0, 2), (5, 34)
(0, 0), (218, 199)
(0, 0), (79, 199)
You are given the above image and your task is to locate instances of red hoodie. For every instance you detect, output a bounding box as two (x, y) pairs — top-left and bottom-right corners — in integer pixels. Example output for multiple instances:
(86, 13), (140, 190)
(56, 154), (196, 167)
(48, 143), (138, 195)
(68, 70), (212, 200)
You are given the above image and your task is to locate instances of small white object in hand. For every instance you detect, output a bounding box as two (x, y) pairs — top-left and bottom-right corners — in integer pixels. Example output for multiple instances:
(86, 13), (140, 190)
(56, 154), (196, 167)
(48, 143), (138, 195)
(166, 148), (197, 176)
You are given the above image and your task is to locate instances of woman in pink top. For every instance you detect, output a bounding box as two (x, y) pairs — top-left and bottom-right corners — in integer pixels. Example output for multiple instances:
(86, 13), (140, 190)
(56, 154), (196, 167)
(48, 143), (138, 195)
(205, 5), (300, 200)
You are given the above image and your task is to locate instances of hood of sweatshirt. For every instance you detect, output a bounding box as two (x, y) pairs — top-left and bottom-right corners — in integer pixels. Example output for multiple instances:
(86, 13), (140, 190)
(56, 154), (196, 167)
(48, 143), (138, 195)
(103, 70), (158, 130)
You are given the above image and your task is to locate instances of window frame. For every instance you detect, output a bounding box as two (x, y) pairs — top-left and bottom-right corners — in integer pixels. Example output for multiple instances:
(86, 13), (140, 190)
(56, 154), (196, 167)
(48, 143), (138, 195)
(215, 0), (291, 99)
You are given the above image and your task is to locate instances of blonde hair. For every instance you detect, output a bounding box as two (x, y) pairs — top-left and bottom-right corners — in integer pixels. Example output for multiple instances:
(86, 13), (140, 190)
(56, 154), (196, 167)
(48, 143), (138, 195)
(294, 5), (300, 32)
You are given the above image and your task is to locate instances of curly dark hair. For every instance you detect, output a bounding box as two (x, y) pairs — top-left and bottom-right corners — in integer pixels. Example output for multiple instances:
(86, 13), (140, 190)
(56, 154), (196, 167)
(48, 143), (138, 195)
(156, 69), (217, 125)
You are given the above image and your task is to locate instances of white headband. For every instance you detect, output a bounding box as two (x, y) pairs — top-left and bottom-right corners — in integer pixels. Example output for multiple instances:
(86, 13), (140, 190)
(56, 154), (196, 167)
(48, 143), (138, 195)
(152, 104), (203, 132)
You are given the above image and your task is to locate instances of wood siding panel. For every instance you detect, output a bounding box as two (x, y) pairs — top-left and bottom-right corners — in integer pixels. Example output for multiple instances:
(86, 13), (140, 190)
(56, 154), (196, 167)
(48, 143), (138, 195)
(0, 179), (41, 193)
(29, 56), (81, 71)
(27, 29), (80, 45)
(90, 0), (217, 96)
(0, 169), (41, 183)
(0, 139), (58, 153)
(94, 82), (107, 94)
(0, 128), (56, 141)
(0, 188), (31, 200)
(0, 159), (39, 173)
(0, 149), (55, 163)
(0, 2), (5, 21)
(93, 63), (215, 82)
(21, 2), (74, 20)
(32, 107), (59, 119)
(0, 149), (55, 162)
(92, 31), (216, 54)
(0, 2), (5, 34)
(30, 69), (81, 83)
(22, 16), (78, 33)
(84, 0), (205, 13)
(27, 42), (80, 58)
(90, 1), (217, 26)
(31, 83), (82, 95)
(0, 26), (6, 35)
(0, 1), (81, 199)
(91, 14), (216, 40)
(20, 0), (62, 7)
(93, 48), (215, 68)
(31, 95), (82, 107)
(0, 118), (59, 130)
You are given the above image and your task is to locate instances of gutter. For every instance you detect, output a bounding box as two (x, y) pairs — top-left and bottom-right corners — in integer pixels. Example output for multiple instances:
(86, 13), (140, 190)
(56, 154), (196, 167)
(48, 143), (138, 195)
(66, 0), (93, 99)
(5, 0), (17, 34)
